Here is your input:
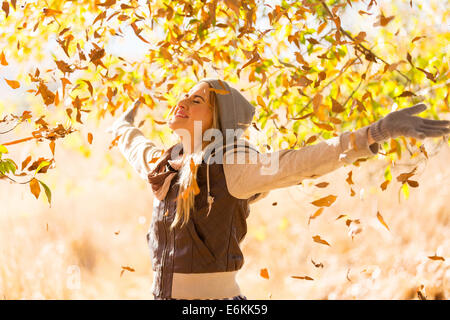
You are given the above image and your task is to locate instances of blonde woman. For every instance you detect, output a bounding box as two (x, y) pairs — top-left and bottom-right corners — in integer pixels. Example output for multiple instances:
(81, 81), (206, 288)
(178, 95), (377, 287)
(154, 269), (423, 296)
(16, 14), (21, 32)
(106, 78), (450, 300)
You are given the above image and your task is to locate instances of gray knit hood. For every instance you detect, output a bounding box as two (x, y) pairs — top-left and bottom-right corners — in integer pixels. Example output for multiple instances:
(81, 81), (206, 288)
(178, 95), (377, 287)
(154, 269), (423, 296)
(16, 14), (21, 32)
(198, 78), (255, 140)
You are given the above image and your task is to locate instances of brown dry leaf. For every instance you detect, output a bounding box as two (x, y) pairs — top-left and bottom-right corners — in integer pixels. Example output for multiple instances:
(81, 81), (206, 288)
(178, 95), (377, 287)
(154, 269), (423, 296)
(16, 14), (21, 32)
(314, 182), (329, 188)
(380, 179), (390, 191)
(336, 214), (349, 220)
(272, 202), (277, 206)
(29, 178), (41, 199)
(311, 195), (337, 207)
(154, 119), (167, 125)
(412, 36), (426, 43)
(346, 171), (354, 185)
(260, 268), (269, 279)
(120, 265), (135, 277)
(427, 255), (445, 261)
(312, 235), (331, 246)
(331, 98), (344, 113)
(374, 12), (395, 27)
(21, 155), (32, 170)
(396, 91), (416, 98)
(114, 230), (120, 235)
(291, 275), (314, 280)
(406, 180), (419, 188)
(377, 211), (390, 231)
(311, 259), (324, 268)
(5, 78), (20, 89)
(87, 132), (93, 144)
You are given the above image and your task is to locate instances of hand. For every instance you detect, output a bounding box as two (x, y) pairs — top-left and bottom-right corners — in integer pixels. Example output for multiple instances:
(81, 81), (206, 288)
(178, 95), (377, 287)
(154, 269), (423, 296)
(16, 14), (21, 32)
(123, 99), (142, 124)
(368, 103), (450, 142)
(106, 99), (142, 134)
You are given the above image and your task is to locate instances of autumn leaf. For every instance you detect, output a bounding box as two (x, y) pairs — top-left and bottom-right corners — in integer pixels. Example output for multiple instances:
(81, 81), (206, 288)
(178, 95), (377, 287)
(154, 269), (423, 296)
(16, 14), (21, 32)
(87, 132), (93, 144)
(49, 141), (55, 156)
(427, 255), (445, 261)
(311, 195), (337, 207)
(314, 182), (329, 188)
(312, 235), (331, 246)
(29, 178), (41, 199)
(308, 207), (324, 225)
(260, 268), (269, 279)
(120, 265), (135, 277)
(380, 179), (390, 191)
(374, 12), (395, 27)
(38, 179), (52, 206)
(5, 78), (20, 89)
(377, 211), (390, 231)
(291, 275), (314, 280)
(0, 51), (8, 65)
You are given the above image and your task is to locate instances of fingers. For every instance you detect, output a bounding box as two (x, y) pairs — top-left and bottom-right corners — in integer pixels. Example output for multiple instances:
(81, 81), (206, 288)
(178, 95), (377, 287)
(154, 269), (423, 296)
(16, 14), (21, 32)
(402, 103), (427, 115)
(417, 126), (450, 137)
(421, 118), (450, 127)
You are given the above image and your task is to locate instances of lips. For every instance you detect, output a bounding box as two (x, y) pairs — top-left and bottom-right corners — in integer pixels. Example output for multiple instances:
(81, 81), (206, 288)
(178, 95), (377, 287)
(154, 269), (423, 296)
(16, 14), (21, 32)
(174, 107), (188, 118)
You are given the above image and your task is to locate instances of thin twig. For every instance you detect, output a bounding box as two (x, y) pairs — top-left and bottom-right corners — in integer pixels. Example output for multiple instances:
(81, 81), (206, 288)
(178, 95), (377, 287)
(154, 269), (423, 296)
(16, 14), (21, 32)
(319, 0), (411, 84)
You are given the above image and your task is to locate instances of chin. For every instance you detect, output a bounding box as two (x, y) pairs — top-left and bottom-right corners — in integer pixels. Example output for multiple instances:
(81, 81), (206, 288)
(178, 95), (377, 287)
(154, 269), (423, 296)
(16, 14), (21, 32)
(168, 118), (189, 131)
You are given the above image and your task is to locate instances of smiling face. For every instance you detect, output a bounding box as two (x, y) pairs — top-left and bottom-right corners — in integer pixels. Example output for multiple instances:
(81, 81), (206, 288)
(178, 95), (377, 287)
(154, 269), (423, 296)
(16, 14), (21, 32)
(168, 82), (214, 136)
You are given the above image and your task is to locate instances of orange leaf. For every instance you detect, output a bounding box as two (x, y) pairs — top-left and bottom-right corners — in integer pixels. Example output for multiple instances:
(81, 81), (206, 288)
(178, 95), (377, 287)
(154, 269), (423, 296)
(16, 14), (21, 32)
(49, 141), (55, 156)
(5, 78), (20, 89)
(0, 51), (8, 65)
(260, 268), (269, 279)
(377, 211), (390, 231)
(380, 180), (390, 190)
(29, 178), (41, 199)
(312, 235), (331, 246)
(87, 132), (93, 144)
(311, 195), (337, 207)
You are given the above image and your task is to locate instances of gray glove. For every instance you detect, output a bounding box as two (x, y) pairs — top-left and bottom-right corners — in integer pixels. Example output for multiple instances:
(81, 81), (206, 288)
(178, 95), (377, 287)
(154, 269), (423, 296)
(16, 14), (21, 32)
(122, 99), (142, 124)
(106, 99), (142, 134)
(368, 103), (450, 142)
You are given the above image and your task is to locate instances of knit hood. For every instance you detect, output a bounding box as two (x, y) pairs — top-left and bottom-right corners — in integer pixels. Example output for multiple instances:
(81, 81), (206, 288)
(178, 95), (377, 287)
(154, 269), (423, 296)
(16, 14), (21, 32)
(198, 78), (255, 140)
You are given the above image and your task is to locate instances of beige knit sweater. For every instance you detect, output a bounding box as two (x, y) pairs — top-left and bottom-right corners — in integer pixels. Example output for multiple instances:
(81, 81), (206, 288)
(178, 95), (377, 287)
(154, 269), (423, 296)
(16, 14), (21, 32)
(107, 117), (380, 299)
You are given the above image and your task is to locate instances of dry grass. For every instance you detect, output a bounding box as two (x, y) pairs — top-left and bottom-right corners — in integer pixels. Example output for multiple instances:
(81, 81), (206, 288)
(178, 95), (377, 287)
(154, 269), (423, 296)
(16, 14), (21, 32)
(1, 121), (449, 300)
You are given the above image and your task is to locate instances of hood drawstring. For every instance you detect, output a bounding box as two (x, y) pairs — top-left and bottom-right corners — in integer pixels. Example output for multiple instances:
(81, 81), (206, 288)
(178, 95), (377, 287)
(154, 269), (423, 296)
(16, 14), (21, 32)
(204, 141), (259, 216)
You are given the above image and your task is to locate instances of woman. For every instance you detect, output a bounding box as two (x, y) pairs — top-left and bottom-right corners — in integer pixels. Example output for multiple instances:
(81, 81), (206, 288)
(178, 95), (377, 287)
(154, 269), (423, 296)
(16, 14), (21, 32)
(106, 78), (450, 300)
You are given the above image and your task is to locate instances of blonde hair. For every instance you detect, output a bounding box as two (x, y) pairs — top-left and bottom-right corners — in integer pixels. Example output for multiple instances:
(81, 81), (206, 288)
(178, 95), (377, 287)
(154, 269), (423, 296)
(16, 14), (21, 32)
(171, 84), (220, 229)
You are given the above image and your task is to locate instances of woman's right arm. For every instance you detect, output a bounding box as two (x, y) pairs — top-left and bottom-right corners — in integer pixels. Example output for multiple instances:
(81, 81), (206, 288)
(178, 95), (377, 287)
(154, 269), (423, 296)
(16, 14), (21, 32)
(106, 102), (163, 181)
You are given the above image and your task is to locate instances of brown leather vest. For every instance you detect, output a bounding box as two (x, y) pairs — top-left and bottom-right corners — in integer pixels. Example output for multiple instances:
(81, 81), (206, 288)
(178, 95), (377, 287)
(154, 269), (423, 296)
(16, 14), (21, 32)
(146, 143), (259, 299)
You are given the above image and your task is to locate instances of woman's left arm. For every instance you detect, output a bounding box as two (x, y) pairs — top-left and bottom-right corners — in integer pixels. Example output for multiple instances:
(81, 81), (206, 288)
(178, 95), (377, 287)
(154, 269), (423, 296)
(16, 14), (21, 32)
(223, 103), (449, 199)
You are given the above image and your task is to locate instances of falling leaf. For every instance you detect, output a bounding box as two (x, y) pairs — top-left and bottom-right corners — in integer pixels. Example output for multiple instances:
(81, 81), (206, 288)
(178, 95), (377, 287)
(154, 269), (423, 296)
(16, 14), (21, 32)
(5, 78), (20, 89)
(291, 275), (314, 280)
(336, 214), (349, 220)
(406, 180), (418, 188)
(260, 268), (269, 279)
(49, 140), (55, 156)
(311, 195), (337, 207)
(272, 202), (277, 206)
(412, 36), (426, 43)
(396, 91), (416, 98)
(38, 179), (52, 206)
(380, 179), (390, 190)
(312, 235), (331, 246)
(114, 230), (120, 235)
(0, 51), (8, 65)
(21, 155), (32, 170)
(120, 265), (135, 277)
(377, 211), (390, 231)
(210, 87), (230, 95)
(346, 171), (354, 185)
(374, 12), (395, 27)
(87, 132), (93, 144)
(311, 259), (324, 268)
(427, 255), (445, 261)
(314, 182), (329, 188)
(29, 178), (41, 199)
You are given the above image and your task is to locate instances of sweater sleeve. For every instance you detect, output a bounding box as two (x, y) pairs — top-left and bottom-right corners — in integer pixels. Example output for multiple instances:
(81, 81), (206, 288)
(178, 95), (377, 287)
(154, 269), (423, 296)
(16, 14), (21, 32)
(222, 126), (380, 200)
(106, 117), (163, 181)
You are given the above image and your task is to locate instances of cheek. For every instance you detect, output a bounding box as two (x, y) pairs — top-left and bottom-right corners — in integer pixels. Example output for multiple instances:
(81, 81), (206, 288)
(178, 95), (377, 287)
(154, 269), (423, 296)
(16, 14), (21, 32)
(191, 108), (213, 127)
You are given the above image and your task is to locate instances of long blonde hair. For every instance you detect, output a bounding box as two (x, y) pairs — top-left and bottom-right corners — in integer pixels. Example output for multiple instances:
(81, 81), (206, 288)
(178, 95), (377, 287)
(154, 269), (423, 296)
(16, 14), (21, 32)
(171, 84), (220, 229)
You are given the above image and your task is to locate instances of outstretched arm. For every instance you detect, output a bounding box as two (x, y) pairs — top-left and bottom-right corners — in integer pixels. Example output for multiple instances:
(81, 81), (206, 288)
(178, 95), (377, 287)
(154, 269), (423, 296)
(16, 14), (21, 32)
(106, 100), (163, 181)
(223, 104), (450, 200)
(223, 125), (379, 199)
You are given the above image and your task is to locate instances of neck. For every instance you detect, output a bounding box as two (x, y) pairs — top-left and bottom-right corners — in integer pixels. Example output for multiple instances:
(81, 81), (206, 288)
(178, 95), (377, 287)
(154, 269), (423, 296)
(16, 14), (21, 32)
(180, 138), (208, 155)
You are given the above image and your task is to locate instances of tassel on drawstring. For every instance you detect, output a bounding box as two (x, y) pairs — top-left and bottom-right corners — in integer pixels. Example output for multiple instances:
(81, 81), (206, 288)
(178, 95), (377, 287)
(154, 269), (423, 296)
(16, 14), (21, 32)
(206, 193), (214, 216)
